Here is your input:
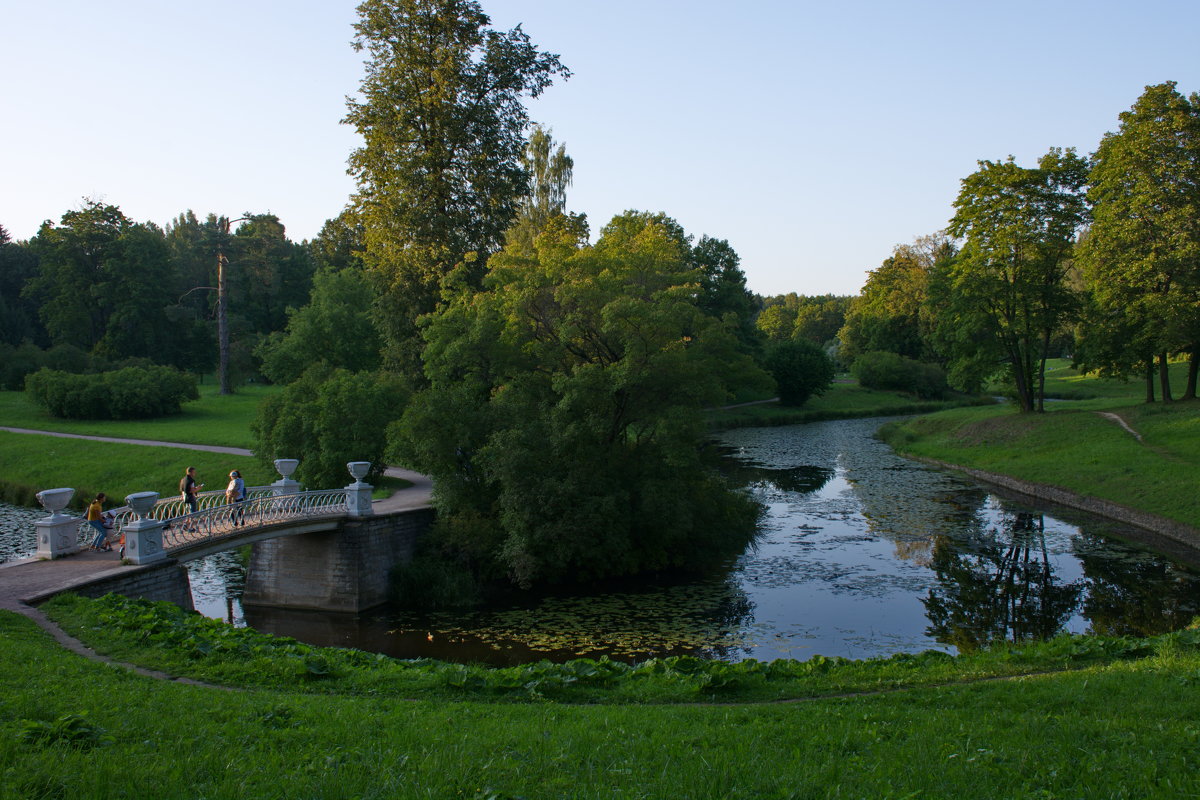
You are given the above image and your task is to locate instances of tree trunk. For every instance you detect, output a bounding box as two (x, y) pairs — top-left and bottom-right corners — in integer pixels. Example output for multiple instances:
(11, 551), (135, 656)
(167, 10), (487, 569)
(1145, 360), (1156, 403)
(1184, 350), (1198, 401)
(1158, 351), (1173, 403)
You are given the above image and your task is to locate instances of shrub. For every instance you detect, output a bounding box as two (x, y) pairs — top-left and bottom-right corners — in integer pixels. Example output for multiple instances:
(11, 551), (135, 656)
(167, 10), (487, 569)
(762, 339), (836, 406)
(851, 351), (949, 399)
(25, 366), (198, 419)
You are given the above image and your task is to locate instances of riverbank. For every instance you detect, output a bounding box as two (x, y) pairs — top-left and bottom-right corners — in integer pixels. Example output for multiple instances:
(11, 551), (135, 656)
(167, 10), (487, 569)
(4, 597), (1199, 798)
(708, 381), (991, 428)
(880, 399), (1200, 541)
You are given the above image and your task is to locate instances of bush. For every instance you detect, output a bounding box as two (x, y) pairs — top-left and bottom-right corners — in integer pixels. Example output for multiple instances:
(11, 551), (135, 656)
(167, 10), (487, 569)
(851, 351), (949, 399)
(762, 339), (836, 406)
(24, 366), (198, 419)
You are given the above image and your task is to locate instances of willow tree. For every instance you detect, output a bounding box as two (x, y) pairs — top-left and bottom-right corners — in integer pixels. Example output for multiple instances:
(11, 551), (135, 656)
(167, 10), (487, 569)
(345, 0), (568, 375)
(1076, 82), (1200, 401)
(945, 149), (1090, 412)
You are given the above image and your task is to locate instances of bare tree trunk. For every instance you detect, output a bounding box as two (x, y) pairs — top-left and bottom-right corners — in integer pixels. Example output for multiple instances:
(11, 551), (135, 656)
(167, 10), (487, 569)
(1145, 360), (1156, 403)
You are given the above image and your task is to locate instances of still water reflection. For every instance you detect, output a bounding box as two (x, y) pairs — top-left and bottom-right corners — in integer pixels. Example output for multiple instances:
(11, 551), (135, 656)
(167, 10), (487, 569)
(3, 416), (1198, 663)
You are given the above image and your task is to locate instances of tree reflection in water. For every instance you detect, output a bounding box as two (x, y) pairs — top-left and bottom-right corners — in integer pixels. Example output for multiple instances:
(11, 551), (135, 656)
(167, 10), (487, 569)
(1073, 531), (1200, 637)
(924, 512), (1083, 650)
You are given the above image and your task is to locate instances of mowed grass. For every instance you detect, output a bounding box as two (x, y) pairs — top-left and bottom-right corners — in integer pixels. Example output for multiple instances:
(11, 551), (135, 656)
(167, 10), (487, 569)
(0, 431), (270, 510)
(5, 608), (1200, 799)
(883, 359), (1200, 529)
(0, 381), (279, 449)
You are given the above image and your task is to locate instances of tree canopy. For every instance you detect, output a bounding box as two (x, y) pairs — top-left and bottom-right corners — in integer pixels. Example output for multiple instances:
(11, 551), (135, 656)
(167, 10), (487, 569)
(345, 0), (568, 375)
(389, 211), (769, 588)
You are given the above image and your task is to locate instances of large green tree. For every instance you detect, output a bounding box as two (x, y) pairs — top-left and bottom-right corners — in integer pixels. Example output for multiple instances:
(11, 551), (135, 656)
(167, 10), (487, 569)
(390, 211), (770, 588)
(345, 0), (568, 375)
(944, 149), (1090, 411)
(1076, 82), (1200, 401)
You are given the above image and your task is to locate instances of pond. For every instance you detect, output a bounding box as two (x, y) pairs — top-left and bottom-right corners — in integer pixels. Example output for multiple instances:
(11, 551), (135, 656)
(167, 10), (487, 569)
(3, 416), (1198, 664)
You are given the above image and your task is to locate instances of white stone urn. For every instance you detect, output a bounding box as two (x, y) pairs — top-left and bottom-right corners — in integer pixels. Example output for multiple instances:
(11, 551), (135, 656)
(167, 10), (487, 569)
(125, 491), (160, 521)
(35, 487), (75, 520)
(347, 461), (371, 486)
(274, 459), (300, 480)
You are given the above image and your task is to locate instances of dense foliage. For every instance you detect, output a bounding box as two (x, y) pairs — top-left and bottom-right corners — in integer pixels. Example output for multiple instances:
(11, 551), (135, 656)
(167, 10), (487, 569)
(24, 365), (198, 419)
(851, 351), (949, 399)
(251, 364), (409, 488)
(762, 338), (835, 405)
(390, 212), (771, 588)
(346, 0), (568, 374)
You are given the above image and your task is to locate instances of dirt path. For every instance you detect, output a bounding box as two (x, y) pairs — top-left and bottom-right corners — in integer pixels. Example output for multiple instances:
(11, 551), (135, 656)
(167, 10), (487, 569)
(1096, 412), (1143, 442)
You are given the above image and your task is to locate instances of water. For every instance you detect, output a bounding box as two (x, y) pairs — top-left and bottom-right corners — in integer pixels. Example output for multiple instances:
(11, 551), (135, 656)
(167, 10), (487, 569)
(4, 416), (1199, 663)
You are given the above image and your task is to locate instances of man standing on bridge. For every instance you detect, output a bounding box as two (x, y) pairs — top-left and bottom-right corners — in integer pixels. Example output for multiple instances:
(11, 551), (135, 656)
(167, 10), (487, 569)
(180, 467), (202, 517)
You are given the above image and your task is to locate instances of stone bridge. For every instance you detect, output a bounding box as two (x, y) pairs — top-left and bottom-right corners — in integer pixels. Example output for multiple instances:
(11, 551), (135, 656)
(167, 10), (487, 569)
(12, 460), (434, 614)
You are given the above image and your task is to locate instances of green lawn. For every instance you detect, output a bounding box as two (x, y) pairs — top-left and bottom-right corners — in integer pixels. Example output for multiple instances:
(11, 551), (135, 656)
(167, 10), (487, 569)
(5, 600), (1200, 799)
(0, 381), (278, 449)
(883, 359), (1200, 530)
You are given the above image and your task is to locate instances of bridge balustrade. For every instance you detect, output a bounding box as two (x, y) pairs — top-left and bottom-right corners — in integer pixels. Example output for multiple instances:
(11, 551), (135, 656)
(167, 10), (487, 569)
(161, 489), (350, 552)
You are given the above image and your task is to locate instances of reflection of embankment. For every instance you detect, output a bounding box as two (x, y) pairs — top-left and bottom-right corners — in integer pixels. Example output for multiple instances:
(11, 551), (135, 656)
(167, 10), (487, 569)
(838, 449), (991, 567)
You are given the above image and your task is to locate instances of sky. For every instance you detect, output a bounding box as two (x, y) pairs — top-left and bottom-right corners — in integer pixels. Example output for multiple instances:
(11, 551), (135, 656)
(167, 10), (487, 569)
(2, 0), (1197, 297)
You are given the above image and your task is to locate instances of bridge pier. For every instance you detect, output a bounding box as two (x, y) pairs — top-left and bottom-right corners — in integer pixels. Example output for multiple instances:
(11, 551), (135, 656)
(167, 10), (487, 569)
(242, 507), (434, 613)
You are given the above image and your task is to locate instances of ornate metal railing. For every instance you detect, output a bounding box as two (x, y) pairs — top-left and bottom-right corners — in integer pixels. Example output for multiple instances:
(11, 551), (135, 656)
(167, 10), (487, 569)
(74, 486), (281, 549)
(160, 489), (349, 552)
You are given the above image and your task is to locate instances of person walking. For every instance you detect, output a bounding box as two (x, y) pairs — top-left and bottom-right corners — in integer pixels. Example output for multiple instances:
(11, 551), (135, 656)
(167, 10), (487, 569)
(86, 493), (108, 550)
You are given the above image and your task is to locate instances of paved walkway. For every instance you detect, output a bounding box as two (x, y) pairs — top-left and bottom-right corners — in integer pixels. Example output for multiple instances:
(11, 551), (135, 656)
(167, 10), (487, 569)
(0, 426), (433, 611)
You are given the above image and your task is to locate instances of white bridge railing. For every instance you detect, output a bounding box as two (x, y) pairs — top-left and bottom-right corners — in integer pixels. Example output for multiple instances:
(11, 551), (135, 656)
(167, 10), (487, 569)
(160, 489), (350, 552)
(38, 459), (376, 563)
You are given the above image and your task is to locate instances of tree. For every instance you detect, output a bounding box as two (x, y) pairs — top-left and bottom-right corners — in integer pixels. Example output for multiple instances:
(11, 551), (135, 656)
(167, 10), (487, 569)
(1076, 82), (1200, 401)
(838, 235), (952, 365)
(691, 235), (759, 351)
(505, 125), (574, 255)
(944, 149), (1090, 411)
(252, 364), (409, 489)
(390, 211), (770, 588)
(24, 201), (181, 365)
(345, 0), (568, 375)
(0, 225), (44, 347)
(256, 268), (383, 384)
(762, 338), (835, 405)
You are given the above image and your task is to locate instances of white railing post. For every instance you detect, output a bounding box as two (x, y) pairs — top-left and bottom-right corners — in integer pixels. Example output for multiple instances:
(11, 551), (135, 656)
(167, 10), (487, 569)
(123, 491), (167, 565)
(345, 461), (374, 518)
(34, 488), (81, 559)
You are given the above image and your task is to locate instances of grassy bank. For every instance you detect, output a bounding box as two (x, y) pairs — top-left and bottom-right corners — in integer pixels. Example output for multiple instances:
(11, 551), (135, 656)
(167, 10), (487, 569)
(0, 432), (271, 510)
(881, 360), (1200, 530)
(3, 598), (1198, 798)
(710, 380), (992, 429)
(0, 382), (278, 449)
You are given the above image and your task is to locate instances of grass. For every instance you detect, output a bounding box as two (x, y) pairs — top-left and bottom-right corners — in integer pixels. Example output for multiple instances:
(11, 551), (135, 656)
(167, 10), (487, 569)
(0, 381), (280, 449)
(882, 359), (1200, 529)
(0, 432), (272, 511)
(710, 380), (992, 428)
(0, 382), (409, 507)
(5, 598), (1200, 798)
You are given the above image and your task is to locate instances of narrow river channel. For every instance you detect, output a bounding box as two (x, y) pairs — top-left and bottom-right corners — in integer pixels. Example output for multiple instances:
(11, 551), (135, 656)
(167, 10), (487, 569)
(4, 416), (1198, 664)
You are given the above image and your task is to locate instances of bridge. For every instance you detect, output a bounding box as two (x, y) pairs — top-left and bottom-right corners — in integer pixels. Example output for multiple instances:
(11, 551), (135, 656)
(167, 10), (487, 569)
(7, 459), (434, 615)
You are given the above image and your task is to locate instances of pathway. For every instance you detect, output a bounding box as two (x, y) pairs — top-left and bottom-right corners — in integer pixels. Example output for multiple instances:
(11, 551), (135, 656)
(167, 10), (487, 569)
(1095, 411), (1144, 443)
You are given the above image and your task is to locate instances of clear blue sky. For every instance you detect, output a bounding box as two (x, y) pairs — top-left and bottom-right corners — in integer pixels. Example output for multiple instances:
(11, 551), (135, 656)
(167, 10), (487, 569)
(2, 1), (1196, 296)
